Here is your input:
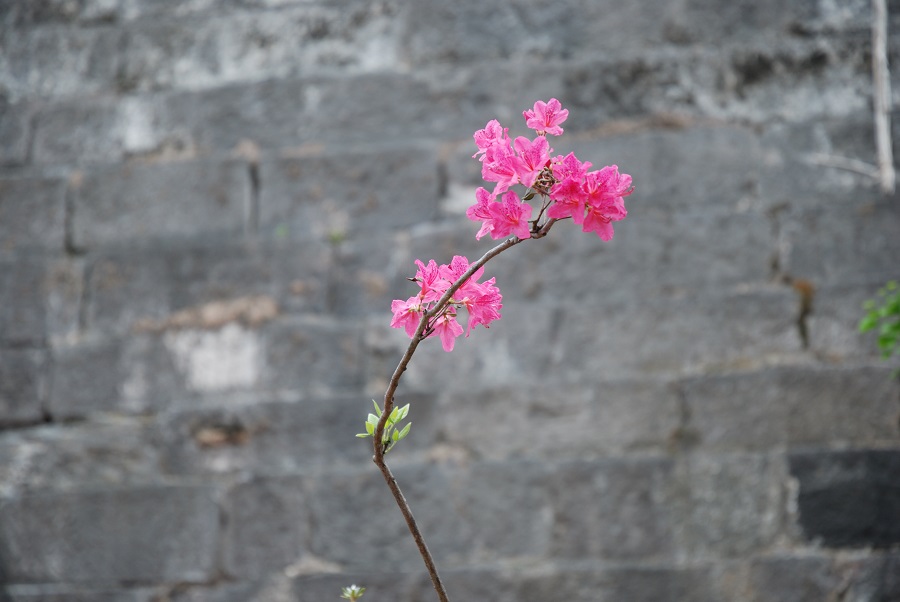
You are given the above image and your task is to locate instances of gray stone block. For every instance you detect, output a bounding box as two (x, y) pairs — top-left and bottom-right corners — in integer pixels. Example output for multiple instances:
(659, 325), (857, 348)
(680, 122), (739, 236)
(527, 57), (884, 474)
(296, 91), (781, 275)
(738, 553), (900, 602)
(780, 199), (900, 289)
(742, 556), (843, 602)
(0, 99), (31, 165)
(222, 475), (310, 580)
(0, 256), (47, 346)
(568, 125), (763, 213)
(162, 79), (312, 154)
(261, 316), (365, 394)
(43, 256), (84, 343)
(31, 99), (120, 165)
(789, 449), (900, 548)
(514, 565), (717, 602)
(0, 349), (47, 426)
(0, 26), (120, 100)
(680, 365), (900, 451)
(257, 144), (441, 243)
(0, 485), (219, 583)
(117, 3), (404, 94)
(673, 453), (788, 559)
(546, 457), (677, 562)
(0, 0), (120, 27)
(0, 418), (162, 496)
(156, 393), (410, 475)
(69, 159), (249, 251)
(401, 1), (677, 66)
(549, 286), (802, 378)
(669, 0), (821, 42)
(85, 237), (329, 333)
(432, 378), (680, 461)
(48, 334), (123, 419)
(0, 175), (66, 253)
(2, 585), (158, 602)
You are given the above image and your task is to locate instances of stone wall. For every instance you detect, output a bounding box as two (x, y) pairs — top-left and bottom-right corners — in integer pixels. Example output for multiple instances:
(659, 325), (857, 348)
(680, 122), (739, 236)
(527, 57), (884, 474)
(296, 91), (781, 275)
(1, 1), (899, 600)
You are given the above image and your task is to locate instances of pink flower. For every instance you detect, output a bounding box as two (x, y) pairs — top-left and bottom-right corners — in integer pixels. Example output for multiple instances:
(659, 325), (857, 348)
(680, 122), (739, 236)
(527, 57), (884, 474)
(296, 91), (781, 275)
(390, 296), (424, 337)
(523, 98), (569, 136)
(580, 166), (632, 241)
(481, 143), (520, 197)
(473, 119), (510, 159)
(462, 277), (502, 336)
(414, 259), (447, 303)
(466, 187), (495, 240)
(551, 152), (591, 182)
(439, 255), (484, 297)
(547, 177), (587, 223)
(513, 136), (551, 188)
(431, 311), (464, 352)
(488, 191), (533, 240)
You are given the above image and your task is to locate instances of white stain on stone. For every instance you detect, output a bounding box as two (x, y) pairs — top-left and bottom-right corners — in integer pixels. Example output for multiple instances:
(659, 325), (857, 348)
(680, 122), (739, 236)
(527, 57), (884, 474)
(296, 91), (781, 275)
(164, 323), (261, 392)
(118, 98), (160, 154)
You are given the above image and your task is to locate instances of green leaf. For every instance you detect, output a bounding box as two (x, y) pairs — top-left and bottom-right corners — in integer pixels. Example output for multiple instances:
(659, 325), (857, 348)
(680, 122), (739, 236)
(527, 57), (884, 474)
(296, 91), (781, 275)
(356, 433), (371, 438)
(397, 422), (412, 440)
(397, 404), (410, 421)
(859, 315), (878, 332)
(367, 413), (379, 425)
(372, 400), (382, 417)
(365, 421), (375, 435)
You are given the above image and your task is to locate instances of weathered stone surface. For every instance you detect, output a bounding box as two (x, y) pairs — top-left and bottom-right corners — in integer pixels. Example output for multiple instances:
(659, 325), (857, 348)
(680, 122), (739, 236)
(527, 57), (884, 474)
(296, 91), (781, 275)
(514, 564), (717, 602)
(806, 284), (888, 360)
(432, 378), (681, 461)
(0, 25), (121, 101)
(0, 99), (31, 165)
(546, 457), (677, 562)
(0, 176), (67, 252)
(0, 418), (161, 496)
(69, 159), (249, 251)
(260, 315), (365, 394)
(2, 585), (159, 602)
(789, 449), (900, 548)
(549, 285), (802, 378)
(116, 3), (403, 94)
(0, 256), (47, 346)
(222, 475), (310, 580)
(680, 364), (900, 451)
(401, 1), (678, 66)
(780, 199), (900, 289)
(156, 394), (401, 475)
(85, 240), (329, 334)
(258, 144), (441, 243)
(48, 334), (123, 419)
(674, 453), (788, 559)
(0, 349), (47, 426)
(0, 485), (219, 583)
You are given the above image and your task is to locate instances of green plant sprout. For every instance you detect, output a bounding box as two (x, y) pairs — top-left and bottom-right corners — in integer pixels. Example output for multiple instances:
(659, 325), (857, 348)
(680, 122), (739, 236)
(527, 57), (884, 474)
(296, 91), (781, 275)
(860, 280), (900, 360)
(357, 400), (412, 453)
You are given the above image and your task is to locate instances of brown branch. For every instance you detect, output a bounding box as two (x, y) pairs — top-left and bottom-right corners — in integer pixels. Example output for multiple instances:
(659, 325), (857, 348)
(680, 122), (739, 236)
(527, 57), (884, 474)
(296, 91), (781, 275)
(371, 219), (559, 602)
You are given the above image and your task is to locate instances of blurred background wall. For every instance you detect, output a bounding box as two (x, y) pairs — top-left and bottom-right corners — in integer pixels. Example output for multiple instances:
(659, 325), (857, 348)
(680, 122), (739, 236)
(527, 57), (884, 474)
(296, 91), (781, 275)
(0, 1), (899, 600)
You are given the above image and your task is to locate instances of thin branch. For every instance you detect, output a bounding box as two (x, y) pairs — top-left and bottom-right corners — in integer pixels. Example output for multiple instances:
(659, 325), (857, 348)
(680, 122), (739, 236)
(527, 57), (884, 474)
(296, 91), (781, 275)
(371, 221), (558, 602)
(806, 152), (881, 179)
(873, 0), (895, 194)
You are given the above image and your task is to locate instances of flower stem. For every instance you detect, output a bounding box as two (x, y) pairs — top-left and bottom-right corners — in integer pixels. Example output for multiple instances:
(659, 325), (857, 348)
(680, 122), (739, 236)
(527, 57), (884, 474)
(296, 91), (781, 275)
(372, 226), (557, 601)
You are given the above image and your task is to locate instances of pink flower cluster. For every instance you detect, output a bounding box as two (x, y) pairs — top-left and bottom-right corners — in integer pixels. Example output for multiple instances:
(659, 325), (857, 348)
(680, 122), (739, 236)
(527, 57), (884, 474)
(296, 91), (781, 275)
(390, 255), (502, 352)
(469, 98), (633, 242)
